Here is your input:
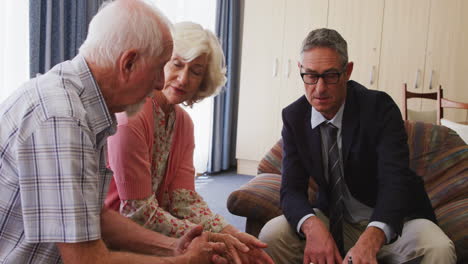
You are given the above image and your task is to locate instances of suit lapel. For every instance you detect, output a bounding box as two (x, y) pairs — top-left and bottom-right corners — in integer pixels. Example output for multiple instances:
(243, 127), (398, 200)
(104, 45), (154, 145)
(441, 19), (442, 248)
(342, 83), (359, 164)
(301, 106), (327, 187)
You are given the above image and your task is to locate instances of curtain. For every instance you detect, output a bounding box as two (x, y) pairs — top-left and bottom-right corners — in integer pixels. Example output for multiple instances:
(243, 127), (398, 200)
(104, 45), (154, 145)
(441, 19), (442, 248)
(29, 0), (104, 77)
(208, 0), (241, 173)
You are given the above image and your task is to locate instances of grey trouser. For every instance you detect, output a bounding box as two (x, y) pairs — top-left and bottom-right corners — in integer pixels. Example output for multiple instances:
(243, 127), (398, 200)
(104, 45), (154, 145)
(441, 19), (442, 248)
(259, 212), (456, 264)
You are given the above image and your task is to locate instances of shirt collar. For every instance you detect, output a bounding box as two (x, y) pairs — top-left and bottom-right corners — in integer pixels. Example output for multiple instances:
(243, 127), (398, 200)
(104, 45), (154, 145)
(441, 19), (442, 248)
(310, 102), (345, 130)
(71, 55), (117, 136)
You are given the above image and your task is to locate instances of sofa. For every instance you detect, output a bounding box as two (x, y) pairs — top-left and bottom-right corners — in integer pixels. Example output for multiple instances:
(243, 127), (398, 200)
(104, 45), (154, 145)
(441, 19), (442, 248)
(227, 121), (468, 263)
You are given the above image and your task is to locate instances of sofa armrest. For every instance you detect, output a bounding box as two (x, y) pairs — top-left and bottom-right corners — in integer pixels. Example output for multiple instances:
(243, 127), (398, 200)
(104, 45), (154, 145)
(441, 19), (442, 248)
(227, 173), (283, 228)
(434, 198), (468, 264)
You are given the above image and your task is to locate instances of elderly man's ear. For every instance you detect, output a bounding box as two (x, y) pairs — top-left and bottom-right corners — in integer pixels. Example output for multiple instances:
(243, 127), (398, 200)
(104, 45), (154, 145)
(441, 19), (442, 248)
(119, 49), (139, 82)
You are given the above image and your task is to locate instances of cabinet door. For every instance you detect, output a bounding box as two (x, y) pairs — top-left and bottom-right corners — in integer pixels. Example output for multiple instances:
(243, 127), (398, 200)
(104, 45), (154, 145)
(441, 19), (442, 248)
(328, 0), (384, 91)
(236, 0), (285, 163)
(423, 0), (468, 122)
(378, 0), (431, 119)
(277, 0), (329, 131)
(278, 0), (329, 109)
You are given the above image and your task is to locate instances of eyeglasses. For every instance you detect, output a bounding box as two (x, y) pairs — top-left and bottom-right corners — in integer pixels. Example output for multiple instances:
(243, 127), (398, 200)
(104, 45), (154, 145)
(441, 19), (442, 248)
(300, 69), (345, 85)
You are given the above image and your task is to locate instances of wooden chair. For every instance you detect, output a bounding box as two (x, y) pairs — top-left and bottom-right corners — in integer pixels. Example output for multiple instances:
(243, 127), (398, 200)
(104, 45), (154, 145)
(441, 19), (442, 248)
(438, 97), (468, 125)
(402, 83), (442, 122)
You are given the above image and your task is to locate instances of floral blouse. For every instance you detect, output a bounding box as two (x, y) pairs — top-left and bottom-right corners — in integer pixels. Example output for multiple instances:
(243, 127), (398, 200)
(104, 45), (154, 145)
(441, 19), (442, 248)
(119, 99), (228, 238)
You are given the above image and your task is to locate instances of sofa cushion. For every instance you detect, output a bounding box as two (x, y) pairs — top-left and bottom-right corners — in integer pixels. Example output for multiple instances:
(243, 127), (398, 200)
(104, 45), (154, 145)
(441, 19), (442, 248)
(434, 198), (468, 263)
(257, 139), (283, 175)
(226, 172), (318, 222)
(405, 122), (468, 209)
(422, 145), (468, 209)
(227, 173), (282, 221)
(405, 121), (464, 180)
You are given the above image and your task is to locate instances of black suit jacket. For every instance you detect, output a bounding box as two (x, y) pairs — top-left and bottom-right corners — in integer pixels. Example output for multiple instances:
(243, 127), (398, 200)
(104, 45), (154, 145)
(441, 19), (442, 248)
(280, 81), (436, 236)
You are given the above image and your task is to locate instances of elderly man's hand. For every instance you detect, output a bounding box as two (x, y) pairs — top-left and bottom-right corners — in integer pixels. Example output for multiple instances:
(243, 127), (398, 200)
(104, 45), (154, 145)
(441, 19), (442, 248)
(220, 224), (273, 264)
(207, 232), (250, 264)
(175, 226), (228, 264)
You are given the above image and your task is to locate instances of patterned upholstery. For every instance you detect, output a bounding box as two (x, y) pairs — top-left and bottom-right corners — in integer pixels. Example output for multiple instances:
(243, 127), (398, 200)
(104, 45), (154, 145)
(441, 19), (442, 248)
(227, 121), (468, 263)
(226, 173), (282, 235)
(256, 139), (283, 175)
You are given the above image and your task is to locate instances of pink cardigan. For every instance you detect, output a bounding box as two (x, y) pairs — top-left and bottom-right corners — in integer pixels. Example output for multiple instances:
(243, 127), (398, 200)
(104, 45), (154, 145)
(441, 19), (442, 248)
(105, 97), (195, 210)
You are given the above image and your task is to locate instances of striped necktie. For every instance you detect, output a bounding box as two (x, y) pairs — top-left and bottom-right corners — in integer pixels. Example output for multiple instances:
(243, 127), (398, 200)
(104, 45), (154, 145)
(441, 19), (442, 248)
(322, 122), (345, 256)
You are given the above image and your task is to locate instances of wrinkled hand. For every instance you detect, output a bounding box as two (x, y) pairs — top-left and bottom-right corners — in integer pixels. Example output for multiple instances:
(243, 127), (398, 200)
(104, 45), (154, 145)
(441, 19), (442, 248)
(208, 232), (250, 264)
(176, 226), (228, 264)
(175, 226), (203, 255)
(302, 216), (342, 264)
(342, 227), (384, 264)
(231, 232), (274, 264)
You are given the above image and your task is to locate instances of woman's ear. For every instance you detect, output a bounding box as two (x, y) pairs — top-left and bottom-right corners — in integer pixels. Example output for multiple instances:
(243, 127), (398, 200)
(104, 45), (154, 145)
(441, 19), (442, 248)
(119, 49), (139, 82)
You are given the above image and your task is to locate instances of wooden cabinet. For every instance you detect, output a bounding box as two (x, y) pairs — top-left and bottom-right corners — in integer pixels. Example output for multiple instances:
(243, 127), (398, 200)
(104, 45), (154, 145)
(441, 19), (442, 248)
(236, 0), (286, 174)
(377, 0), (432, 120)
(277, 0), (329, 112)
(423, 0), (468, 122)
(328, 0), (384, 91)
(236, 0), (468, 175)
(236, 0), (328, 175)
(378, 0), (468, 123)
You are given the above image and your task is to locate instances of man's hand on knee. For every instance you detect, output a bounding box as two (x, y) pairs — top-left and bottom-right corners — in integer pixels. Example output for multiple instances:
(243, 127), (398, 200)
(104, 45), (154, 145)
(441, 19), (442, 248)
(345, 227), (384, 264)
(301, 216), (342, 264)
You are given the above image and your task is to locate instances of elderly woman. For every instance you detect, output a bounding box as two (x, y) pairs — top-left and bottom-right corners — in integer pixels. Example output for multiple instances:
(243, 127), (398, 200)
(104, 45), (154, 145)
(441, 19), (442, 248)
(105, 22), (273, 263)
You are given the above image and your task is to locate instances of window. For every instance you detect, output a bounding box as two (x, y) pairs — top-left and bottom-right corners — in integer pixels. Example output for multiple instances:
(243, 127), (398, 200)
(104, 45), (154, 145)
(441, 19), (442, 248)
(0, 0), (29, 103)
(0, 0), (217, 173)
(151, 0), (217, 173)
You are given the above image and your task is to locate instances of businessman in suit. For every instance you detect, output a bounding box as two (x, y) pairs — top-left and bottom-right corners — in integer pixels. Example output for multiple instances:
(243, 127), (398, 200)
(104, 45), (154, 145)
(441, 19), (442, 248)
(258, 28), (456, 264)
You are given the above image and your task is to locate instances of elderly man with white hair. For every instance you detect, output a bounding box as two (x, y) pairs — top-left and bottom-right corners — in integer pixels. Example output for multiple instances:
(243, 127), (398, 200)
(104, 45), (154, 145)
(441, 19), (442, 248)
(0, 0), (233, 263)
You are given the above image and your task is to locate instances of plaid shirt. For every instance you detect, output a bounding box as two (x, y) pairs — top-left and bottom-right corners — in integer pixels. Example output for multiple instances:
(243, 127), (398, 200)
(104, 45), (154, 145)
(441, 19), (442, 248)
(0, 55), (116, 263)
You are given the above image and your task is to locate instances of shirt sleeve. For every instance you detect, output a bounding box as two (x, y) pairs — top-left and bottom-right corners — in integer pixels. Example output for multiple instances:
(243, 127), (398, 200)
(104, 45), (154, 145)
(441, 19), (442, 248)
(297, 213), (316, 234)
(120, 189), (229, 238)
(120, 194), (199, 238)
(367, 221), (395, 244)
(17, 117), (101, 243)
(168, 189), (228, 233)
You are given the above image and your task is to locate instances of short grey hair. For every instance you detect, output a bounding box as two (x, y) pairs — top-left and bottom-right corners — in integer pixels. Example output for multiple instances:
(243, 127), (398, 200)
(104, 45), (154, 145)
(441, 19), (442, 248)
(172, 22), (227, 106)
(79, 0), (172, 68)
(300, 28), (348, 67)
